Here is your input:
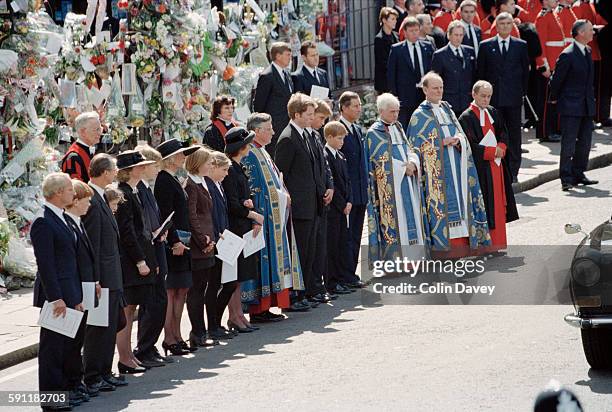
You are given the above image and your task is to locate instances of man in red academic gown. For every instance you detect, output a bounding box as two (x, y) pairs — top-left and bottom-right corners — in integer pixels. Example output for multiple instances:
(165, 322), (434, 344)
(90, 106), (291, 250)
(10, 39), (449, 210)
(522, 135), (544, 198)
(459, 80), (519, 250)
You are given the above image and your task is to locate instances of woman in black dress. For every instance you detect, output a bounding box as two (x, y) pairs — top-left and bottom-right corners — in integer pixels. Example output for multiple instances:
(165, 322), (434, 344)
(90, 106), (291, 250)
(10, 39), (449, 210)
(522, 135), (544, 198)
(222, 127), (264, 333)
(374, 7), (400, 94)
(114, 151), (158, 374)
(202, 95), (238, 152)
(154, 139), (199, 356)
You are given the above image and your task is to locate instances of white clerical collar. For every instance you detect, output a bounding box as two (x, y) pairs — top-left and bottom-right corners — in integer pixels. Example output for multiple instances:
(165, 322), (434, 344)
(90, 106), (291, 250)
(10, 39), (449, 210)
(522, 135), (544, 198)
(272, 61), (288, 77)
(89, 182), (106, 199)
(325, 144), (338, 157)
(290, 120), (306, 137)
(428, 101), (442, 109)
(45, 201), (66, 224)
(574, 40), (587, 54)
(65, 211), (81, 227)
(339, 115), (353, 128)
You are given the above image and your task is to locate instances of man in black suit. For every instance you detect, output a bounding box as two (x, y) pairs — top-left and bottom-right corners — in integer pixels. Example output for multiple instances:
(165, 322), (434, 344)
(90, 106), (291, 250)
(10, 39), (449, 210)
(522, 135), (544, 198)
(31, 172), (83, 411)
(416, 13), (438, 50)
(387, 16), (435, 128)
(292, 40), (331, 99)
(323, 122), (354, 296)
(477, 12), (529, 182)
(338, 92), (367, 289)
(82, 154), (128, 392)
(550, 20), (598, 191)
(393, 0), (409, 31)
(274, 93), (320, 310)
(431, 20), (477, 116)
(459, 0), (481, 56)
(253, 42), (294, 155)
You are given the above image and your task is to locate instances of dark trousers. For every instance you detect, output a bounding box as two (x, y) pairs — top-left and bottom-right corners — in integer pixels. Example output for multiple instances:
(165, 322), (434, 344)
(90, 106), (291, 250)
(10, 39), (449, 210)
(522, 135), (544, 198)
(595, 59), (612, 123)
(187, 262), (221, 337)
(559, 116), (593, 184)
(83, 289), (121, 384)
(535, 73), (560, 140)
(39, 324), (80, 394)
(497, 106), (523, 179)
(326, 209), (353, 288)
(216, 280), (237, 327)
(292, 217), (318, 297)
(524, 63), (539, 124)
(399, 100), (421, 131)
(134, 270), (167, 358)
(312, 211), (328, 293)
(346, 204), (366, 280)
(65, 314), (87, 389)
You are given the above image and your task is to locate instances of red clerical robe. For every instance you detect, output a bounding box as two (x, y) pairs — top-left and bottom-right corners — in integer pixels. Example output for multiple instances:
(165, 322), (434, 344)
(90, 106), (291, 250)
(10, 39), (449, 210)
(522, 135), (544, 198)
(469, 104), (507, 249)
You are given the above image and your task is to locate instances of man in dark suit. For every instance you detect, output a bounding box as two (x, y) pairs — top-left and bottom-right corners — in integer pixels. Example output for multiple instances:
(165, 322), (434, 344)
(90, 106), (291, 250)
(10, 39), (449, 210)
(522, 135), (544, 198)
(387, 16), (435, 128)
(253, 42), (294, 155)
(31, 172), (83, 411)
(431, 20), (477, 116)
(323, 122), (354, 296)
(338, 92), (367, 289)
(292, 41), (331, 99)
(82, 154), (128, 392)
(416, 13), (439, 49)
(549, 19), (598, 191)
(477, 12), (530, 182)
(274, 93), (320, 310)
(393, 0), (409, 31)
(459, 0), (481, 56)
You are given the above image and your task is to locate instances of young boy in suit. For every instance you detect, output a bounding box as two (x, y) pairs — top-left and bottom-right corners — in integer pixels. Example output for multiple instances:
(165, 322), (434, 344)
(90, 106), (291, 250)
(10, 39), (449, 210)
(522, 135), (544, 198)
(323, 122), (355, 295)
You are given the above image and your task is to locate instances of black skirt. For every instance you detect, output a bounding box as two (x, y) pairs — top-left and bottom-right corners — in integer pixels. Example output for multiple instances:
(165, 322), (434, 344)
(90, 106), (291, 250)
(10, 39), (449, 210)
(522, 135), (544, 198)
(122, 284), (154, 305)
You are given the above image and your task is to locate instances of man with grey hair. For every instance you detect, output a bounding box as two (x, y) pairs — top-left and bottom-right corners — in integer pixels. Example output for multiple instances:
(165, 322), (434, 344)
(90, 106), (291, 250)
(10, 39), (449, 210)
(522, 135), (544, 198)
(242, 112), (298, 321)
(61, 111), (102, 182)
(31, 172), (85, 409)
(416, 13), (437, 49)
(364, 93), (425, 265)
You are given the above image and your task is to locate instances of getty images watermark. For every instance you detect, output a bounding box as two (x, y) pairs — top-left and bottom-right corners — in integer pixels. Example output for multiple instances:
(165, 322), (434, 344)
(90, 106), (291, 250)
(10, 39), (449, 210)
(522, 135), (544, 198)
(369, 256), (496, 297)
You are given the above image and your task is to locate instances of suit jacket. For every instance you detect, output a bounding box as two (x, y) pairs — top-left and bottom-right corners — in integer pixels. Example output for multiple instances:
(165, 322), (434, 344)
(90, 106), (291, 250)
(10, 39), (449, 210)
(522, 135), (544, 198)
(339, 119), (368, 206)
(252, 64), (293, 153)
(116, 182), (157, 288)
(274, 123), (318, 220)
(477, 36), (530, 108)
(431, 26), (449, 49)
(387, 40), (434, 110)
(431, 44), (477, 115)
(393, 5), (408, 32)
(462, 24), (482, 52)
(324, 147), (352, 215)
(154, 170), (191, 273)
(292, 65), (331, 97)
(374, 29), (400, 93)
(32, 207), (82, 308)
(65, 215), (99, 307)
(83, 188), (123, 291)
(308, 129), (334, 215)
(549, 43), (595, 117)
(458, 106), (519, 228)
(184, 177), (215, 260)
(137, 181), (168, 276)
(206, 177), (229, 241)
(222, 160), (254, 235)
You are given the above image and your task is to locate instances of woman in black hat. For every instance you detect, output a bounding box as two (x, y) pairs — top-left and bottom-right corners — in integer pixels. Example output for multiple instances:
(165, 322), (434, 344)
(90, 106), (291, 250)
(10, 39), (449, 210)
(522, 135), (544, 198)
(114, 150), (158, 374)
(154, 138), (199, 356)
(222, 127), (264, 333)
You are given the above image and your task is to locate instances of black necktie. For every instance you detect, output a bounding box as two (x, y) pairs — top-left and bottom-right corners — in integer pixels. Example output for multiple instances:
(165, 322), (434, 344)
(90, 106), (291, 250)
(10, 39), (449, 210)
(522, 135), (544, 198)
(455, 48), (464, 68)
(313, 69), (319, 84)
(284, 70), (292, 93)
(501, 40), (507, 58)
(466, 26), (471, 40)
(303, 130), (314, 159)
(412, 43), (421, 77)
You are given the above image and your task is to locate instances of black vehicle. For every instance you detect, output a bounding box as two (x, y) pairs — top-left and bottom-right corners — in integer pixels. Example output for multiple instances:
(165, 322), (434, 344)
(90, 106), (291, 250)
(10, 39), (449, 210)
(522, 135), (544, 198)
(564, 219), (612, 369)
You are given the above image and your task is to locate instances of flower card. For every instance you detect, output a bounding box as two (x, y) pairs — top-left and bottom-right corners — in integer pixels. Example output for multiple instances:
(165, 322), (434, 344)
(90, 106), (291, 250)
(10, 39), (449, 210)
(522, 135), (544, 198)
(121, 63), (137, 95)
(59, 78), (77, 108)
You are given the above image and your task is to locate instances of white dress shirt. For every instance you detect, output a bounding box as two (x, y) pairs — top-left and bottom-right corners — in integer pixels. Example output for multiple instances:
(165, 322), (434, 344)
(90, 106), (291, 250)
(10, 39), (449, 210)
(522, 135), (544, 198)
(305, 64), (319, 82)
(461, 20), (479, 55)
(290, 120), (306, 138)
(45, 201), (67, 226)
(406, 41), (425, 78)
(89, 182), (106, 199)
(574, 40), (587, 55)
(325, 144), (338, 157)
(272, 61), (290, 86)
(65, 212), (81, 230)
(497, 35), (511, 54)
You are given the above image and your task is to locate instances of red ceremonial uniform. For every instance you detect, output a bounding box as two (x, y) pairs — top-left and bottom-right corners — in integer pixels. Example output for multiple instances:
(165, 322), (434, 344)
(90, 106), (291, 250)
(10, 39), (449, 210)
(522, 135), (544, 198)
(433, 9), (455, 32)
(573, 1), (602, 61)
(517, 0), (542, 23)
(535, 8), (565, 71)
(61, 141), (93, 182)
(469, 103), (508, 249)
(556, 4), (578, 45)
(453, 8), (481, 27)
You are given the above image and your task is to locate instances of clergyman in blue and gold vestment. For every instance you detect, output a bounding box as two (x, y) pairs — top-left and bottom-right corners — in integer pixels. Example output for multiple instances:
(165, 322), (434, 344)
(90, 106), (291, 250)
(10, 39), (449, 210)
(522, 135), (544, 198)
(241, 113), (304, 320)
(365, 93), (427, 268)
(407, 72), (490, 256)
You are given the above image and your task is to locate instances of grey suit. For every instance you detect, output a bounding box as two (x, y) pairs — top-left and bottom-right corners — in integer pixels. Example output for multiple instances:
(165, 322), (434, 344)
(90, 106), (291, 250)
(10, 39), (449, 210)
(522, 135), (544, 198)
(82, 188), (123, 385)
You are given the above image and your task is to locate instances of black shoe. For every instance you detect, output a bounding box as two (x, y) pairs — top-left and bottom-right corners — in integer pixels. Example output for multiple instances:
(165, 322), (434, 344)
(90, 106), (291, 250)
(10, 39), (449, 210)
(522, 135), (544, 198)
(69, 389), (87, 404)
(539, 135), (561, 142)
(228, 321), (254, 333)
(328, 284), (352, 295)
(285, 301), (310, 312)
(308, 293), (331, 303)
(222, 325), (239, 337)
(245, 323), (260, 330)
(324, 292), (338, 300)
(178, 340), (198, 352)
(137, 355), (166, 368)
(576, 177), (598, 186)
(102, 374), (128, 387)
(599, 118), (612, 127)
(521, 148), (529, 153)
(162, 341), (189, 356)
(210, 328), (233, 340)
(343, 280), (366, 289)
(562, 182), (573, 191)
(118, 362), (146, 374)
(189, 332), (208, 347)
(94, 378), (117, 391)
(251, 310), (288, 321)
(302, 298), (318, 308)
(152, 348), (175, 363)
(76, 382), (97, 398)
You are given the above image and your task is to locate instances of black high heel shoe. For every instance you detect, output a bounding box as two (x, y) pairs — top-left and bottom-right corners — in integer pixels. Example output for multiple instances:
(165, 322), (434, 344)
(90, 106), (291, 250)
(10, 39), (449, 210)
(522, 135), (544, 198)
(178, 340), (198, 352)
(162, 341), (189, 356)
(228, 321), (253, 333)
(117, 362), (146, 374)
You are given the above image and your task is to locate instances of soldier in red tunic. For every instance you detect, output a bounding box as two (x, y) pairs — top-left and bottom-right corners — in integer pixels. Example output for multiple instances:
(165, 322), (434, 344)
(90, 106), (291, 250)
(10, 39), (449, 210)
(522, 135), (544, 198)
(557, 0), (578, 45)
(61, 112), (102, 183)
(433, 0), (457, 32)
(517, 0), (542, 24)
(535, 0), (565, 142)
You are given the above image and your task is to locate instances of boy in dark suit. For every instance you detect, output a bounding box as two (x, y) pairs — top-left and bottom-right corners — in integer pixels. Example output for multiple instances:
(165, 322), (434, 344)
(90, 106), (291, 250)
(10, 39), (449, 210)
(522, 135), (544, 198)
(323, 122), (354, 296)
(31, 172), (83, 411)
